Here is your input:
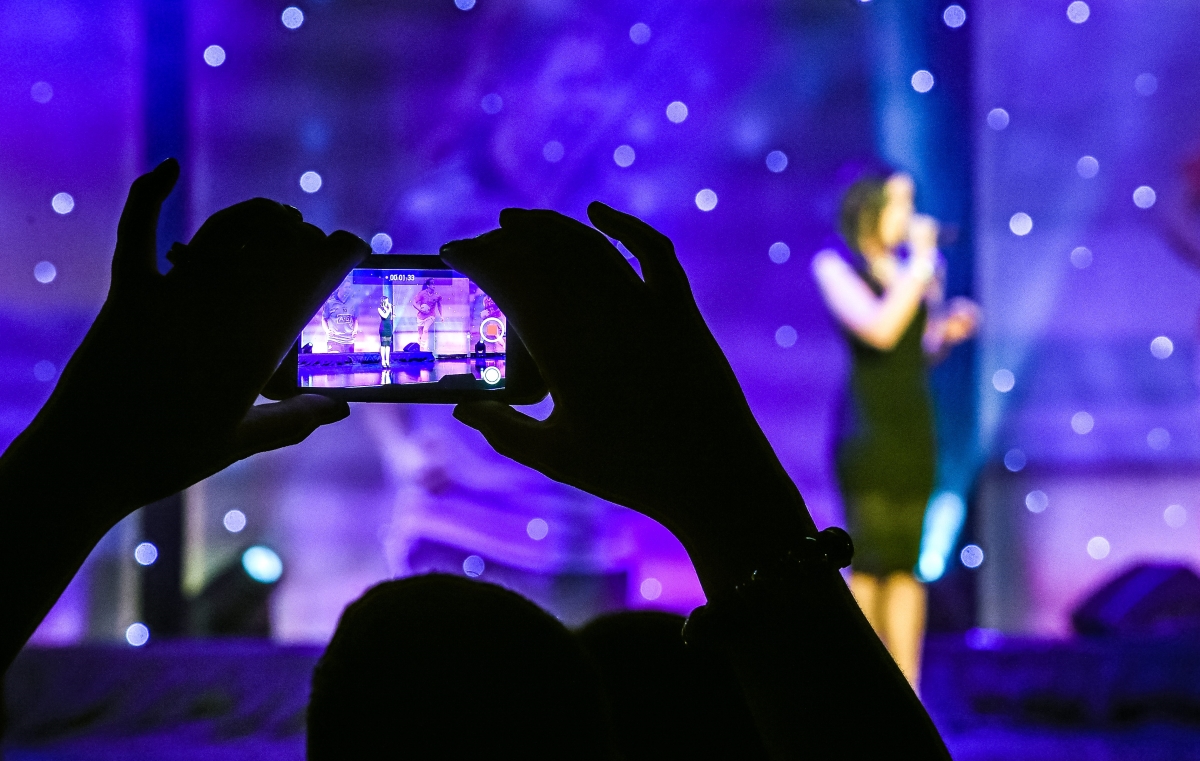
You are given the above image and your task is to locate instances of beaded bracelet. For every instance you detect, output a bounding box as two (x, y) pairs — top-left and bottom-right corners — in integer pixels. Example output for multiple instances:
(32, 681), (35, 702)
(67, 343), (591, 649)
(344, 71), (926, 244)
(682, 527), (854, 649)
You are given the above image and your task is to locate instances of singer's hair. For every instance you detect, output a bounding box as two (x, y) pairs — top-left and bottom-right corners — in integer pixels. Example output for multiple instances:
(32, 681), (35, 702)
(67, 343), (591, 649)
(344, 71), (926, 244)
(839, 175), (891, 254)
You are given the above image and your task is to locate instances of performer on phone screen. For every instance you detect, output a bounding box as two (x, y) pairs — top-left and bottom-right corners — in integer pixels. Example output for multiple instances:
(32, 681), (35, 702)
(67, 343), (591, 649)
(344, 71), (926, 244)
(378, 296), (394, 368)
(412, 279), (442, 354)
(321, 283), (358, 354)
(812, 172), (979, 690)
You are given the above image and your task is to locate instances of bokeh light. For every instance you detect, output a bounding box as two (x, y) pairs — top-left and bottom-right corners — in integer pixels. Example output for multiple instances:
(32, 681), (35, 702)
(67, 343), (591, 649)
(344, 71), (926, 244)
(1150, 336), (1174, 359)
(1135, 73), (1158, 96)
(666, 101), (688, 123)
(30, 81), (53, 104)
(203, 45), (226, 67)
(769, 242), (791, 264)
(370, 233), (393, 253)
(134, 542), (158, 566)
(1070, 246), (1092, 269)
(51, 192), (74, 214)
(455, 0), (476, 10)
(943, 5), (966, 28)
(1009, 212), (1032, 236)
(223, 509), (246, 533)
(1087, 536), (1110, 559)
(1067, 1), (1090, 24)
(775, 325), (797, 348)
(125, 623), (149, 647)
(542, 140), (564, 163)
(1076, 155), (1099, 179)
(629, 22), (651, 44)
(1164, 504), (1187, 528)
(281, 7), (304, 29)
(526, 518), (549, 540)
(1071, 411), (1094, 434)
(911, 69), (935, 93)
(1133, 185), (1156, 209)
(694, 188), (718, 211)
(987, 108), (1010, 130)
(299, 171), (322, 192)
(462, 554), (485, 577)
(33, 361), (56, 382)
(242, 546), (283, 583)
(992, 369), (1015, 392)
(640, 578), (662, 600)
(1004, 448), (1027, 472)
(765, 150), (788, 172)
(1147, 427), (1170, 451)
(960, 544), (984, 568)
(1026, 490), (1049, 513)
(613, 144), (635, 168)
(34, 261), (57, 283)
(480, 93), (502, 114)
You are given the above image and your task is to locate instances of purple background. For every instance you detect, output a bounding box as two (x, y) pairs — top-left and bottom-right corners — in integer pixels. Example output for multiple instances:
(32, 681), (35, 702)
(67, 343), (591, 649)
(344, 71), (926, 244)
(1, 0), (1198, 645)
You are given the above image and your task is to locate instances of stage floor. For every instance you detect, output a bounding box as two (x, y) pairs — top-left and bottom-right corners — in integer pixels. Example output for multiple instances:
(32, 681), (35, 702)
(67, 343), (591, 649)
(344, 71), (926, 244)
(8, 635), (1200, 760)
(299, 357), (506, 388)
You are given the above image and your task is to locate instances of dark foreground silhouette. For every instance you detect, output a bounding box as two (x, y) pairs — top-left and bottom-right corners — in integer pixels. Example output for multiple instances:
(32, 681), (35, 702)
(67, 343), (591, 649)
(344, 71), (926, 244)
(0, 164), (950, 759)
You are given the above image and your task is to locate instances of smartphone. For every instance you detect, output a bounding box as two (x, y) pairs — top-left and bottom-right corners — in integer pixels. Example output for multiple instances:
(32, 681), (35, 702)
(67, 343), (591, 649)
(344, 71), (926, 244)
(265, 255), (546, 404)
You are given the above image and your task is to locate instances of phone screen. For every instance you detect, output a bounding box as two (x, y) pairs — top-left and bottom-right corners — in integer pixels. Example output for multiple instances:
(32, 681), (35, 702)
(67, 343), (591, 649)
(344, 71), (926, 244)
(298, 267), (507, 390)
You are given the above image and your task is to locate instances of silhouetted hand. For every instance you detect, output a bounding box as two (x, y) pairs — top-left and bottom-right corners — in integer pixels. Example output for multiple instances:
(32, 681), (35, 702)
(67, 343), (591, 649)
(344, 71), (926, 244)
(442, 204), (815, 591)
(3, 159), (369, 521)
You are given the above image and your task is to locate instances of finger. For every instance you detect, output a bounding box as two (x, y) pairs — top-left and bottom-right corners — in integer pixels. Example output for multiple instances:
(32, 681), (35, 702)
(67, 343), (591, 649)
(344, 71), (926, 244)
(112, 158), (180, 288)
(181, 198), (325, 270)
(586, 202), (694, 305)
(453, 401), (556, 470)
(228, 395), (350, 460)
(325, 229), (372, 270)
(498, 207), (644, 287)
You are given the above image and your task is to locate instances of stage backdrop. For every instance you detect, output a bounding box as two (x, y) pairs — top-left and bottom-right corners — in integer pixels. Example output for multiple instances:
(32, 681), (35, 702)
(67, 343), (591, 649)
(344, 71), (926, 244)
(4, 0), (1198, 645)
(4, 0), (879, 643)
(972, 0), (1200, 635)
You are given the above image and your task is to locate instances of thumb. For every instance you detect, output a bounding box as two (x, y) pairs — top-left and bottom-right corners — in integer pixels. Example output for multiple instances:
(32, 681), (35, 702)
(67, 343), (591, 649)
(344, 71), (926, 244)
(229, 394), (350, 461)
(112, 158), (180, 290)
(453, 401), (553, 470)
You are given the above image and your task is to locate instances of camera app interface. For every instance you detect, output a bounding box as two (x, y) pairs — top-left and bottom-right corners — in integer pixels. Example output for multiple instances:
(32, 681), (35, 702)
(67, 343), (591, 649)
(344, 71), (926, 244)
(298, 267), (507, 389)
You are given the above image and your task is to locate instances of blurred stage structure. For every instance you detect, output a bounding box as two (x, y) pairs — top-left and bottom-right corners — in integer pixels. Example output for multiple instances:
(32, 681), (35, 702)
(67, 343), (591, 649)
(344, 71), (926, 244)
(1, 0), (1199, 675)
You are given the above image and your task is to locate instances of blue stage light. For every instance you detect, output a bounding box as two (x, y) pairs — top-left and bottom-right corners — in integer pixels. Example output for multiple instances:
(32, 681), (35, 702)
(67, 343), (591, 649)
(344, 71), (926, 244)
(775, 325), (797, 348)
(51, 193), (74, 214)
(918, 492), (966, 581)
(694, 188), (717, 211)
(203, 45), (226, 67)
(300, 171), (323, 193)
(135, 542), (158, 566)
(1026, 490), (1049, 514)
(242, 546), (283, 583)
(125, 623), (149, 647)
(281, 7), (304, 30)
(463, 555), (485, 577)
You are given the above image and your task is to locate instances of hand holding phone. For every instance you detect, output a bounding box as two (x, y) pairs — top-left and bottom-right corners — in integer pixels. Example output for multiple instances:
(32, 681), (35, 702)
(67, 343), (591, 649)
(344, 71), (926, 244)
(441, 204), (816, 593)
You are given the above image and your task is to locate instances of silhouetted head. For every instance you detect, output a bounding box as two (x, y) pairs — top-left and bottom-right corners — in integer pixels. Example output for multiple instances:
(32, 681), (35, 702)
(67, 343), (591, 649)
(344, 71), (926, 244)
(839, 172), (914, 255)
(576, 611), (769, 761)
(308, 574), (613, 759)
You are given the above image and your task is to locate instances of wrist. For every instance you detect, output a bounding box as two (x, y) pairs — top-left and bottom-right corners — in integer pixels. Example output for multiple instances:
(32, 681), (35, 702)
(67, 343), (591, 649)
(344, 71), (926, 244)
(670, 471), (819, 598)
(0, 411), (136, 532)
